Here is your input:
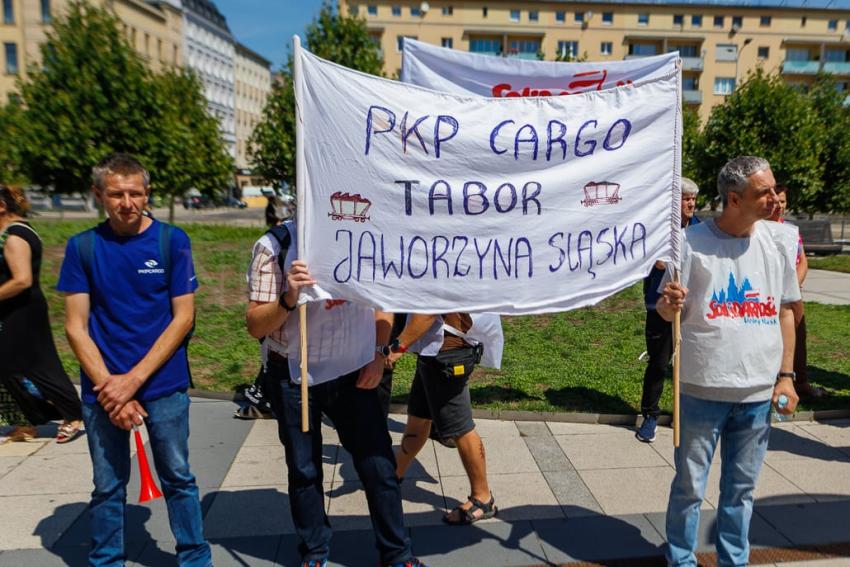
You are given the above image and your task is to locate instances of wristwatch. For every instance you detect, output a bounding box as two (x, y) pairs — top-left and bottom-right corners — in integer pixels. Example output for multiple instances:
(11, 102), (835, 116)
(278, 292), (297, 312)
(777, 371), (796, 382)
(376, 339), (407, 358)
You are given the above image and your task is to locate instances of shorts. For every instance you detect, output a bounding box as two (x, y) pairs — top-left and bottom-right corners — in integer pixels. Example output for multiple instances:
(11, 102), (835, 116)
(407, 346), (477, 441)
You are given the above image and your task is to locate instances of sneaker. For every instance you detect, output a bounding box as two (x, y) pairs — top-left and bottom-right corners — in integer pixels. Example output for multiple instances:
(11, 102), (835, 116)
(635, 415), (657, 443)
(383, 560), (428, 567)
(302, 559), (327, 567)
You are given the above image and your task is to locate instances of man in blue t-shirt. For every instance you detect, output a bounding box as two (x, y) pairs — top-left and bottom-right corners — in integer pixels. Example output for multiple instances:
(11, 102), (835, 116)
(58, 153), (211, 567)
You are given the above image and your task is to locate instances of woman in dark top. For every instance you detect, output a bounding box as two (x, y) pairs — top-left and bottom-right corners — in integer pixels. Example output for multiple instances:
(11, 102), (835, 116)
(0, 186), (82, 443)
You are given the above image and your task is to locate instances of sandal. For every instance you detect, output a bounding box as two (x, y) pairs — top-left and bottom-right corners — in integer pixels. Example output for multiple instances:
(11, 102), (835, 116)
(56, 421), (82, 444)
(7, 426), (37, 442)
(443, 494), (497, 525)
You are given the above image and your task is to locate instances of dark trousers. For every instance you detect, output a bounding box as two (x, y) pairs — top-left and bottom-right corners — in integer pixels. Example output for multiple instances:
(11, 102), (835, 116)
(640, 309), (673, 419)
(265, 356), (411, 564)
(794, 315), (808, 384)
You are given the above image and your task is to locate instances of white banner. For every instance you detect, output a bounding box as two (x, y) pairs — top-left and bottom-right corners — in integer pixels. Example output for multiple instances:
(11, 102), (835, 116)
(296, 44), (681, 315)
(401, 38), (678, 98)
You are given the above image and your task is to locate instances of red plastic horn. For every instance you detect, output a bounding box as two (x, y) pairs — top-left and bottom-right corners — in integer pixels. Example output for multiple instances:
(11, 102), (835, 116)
(134, 427), (163, 503)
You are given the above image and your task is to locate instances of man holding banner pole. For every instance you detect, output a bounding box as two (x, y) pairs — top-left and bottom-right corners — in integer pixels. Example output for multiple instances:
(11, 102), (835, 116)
(245, 222), (426, 567)
(657, 156), (799, 566)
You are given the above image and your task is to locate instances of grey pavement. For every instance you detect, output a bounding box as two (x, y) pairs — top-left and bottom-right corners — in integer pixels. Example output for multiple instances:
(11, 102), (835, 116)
(2, 399), (850, 566)
(803, 269), (850, 305)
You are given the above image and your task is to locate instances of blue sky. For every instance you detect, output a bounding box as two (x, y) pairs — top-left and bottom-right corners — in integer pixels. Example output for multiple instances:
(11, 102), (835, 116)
(215, 0), (325, 69)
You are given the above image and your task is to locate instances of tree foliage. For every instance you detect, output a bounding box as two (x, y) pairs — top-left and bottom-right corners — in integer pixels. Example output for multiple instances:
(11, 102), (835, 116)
(248, 2), (383, 191)
(681, 105), (700, 183)
(694, 69), (825, 210)
(13, 0), (232, 221)
(807, 74), (850, 213)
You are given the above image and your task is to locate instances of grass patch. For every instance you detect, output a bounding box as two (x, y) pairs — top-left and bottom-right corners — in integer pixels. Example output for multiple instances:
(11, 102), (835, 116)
(28, 220), (850, 416)
(808, 254), (850, 274)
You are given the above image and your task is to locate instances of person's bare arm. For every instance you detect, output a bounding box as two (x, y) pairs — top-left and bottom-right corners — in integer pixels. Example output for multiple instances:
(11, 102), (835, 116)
(385, 314), (438, 367)
(772, 303), (799, 414)
(356, 310), (395, 389)
(95, 293), (195, 414)
(0, 236), (32, 301)
(797, 248), (808, 287)
(656, 281), (687, 323)
(65, 292), (112, 387)
(246, 260), (315, 339)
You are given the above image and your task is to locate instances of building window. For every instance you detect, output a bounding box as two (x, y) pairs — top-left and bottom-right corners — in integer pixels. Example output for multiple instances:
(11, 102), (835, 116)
(575, 11), (584, 23)
(674, 44), (698, 57)
(600, 41), (612, 55)
(4, 42), (17, 74)
(470, 37), (500, 54)
(638, 13), (649, 25)
(510, 9), (520, 22)
(442, 6), (453, 15)
(556, 11), (565, 23)
(629, 43), (658, 56)
(41, 0), (51, 23)
(760, 15), (771, 27)
(692, 15), (702, 27)
(716, 44), (738, 61)
(732, 16), (742, 28)
(828, 19), (838, 31)
(396, 35), (416, 52)
(785, 48), (810, 62)
(801, 16), (807, 27)
(682, 76), (697, 90)
(557, 40), (579, 59)
(529, 10), (539, 22)
(509, 39), (540, 57)
(3, 0), (13, 25)
(367, 5), (377, 15)
(602, 12), (613, 24)
(391, 5), (401, 16)
(482, 6), (487, 18)
(410, 6), (421, 16)
(673, 14), (683, 26)
(714, 77), (735, 95)
(757, 46), (769, 59)
(441, 37), (453, 48)
(714, 15), (724, 27)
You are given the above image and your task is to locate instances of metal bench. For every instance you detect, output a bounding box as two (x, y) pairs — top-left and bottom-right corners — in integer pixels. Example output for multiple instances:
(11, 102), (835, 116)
(791, 219), (843, 255)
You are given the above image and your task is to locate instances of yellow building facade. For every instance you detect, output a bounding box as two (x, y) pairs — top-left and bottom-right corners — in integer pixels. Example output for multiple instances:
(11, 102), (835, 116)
(340, 0), (850, 121)
(1, 0), (182, 102)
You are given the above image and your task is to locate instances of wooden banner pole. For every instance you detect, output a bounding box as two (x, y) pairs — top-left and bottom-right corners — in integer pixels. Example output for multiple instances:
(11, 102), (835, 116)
(299, 304), (309, 432)
(672, 270), (681, 448)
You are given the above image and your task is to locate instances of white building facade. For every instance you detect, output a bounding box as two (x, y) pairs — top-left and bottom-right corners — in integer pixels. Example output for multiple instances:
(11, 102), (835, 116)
(180, 0), (236, 159)
(234, 42), (271, 172)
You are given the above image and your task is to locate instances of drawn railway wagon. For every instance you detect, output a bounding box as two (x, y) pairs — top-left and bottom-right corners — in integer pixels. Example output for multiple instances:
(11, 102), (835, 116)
(581, 181), (621, 207)
(329, 191), (372, 222)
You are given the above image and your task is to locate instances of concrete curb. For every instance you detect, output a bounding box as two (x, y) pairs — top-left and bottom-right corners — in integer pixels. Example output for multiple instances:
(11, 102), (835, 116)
(191, 388), (850, 424)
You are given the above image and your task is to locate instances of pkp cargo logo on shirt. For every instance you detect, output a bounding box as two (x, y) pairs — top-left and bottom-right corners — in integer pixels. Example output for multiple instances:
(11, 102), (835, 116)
(706, 273), (777, 325)
(138, 259), (165, 275)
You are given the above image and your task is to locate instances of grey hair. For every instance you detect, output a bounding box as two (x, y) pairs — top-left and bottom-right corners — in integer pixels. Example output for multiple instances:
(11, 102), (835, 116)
(681, 177), (699, 195)
(92, 153), (151, 191)
(717, 156), (770, 206)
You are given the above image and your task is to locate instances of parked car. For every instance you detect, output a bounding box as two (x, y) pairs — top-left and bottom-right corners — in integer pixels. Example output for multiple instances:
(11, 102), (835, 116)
(183, 194), (213, 209)
(224, 197), (247, 208)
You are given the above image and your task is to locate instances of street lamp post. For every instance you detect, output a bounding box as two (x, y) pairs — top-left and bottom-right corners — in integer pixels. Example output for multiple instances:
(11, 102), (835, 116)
(735, 38), (753, 90)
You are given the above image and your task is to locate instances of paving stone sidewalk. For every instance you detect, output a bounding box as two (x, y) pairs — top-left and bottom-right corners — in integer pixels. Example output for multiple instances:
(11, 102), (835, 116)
(1, 397), (850, 566)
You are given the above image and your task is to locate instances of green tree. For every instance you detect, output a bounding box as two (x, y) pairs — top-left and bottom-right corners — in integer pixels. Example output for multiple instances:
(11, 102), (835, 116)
(17, 1), (161, 196)
(681, 105), (701, 184)
(151, 69), (233, 222)
(0, 98), (26, 186)
(249, 2), (383, 191)
(694, 69), (824, 210)
(807, 74), (850, 213)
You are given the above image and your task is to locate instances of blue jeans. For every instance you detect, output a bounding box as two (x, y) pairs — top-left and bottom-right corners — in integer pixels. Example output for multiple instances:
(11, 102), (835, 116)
(266, 356), (412, 565)
(82, 390), (211, 567)
(665, 394), (772, 567)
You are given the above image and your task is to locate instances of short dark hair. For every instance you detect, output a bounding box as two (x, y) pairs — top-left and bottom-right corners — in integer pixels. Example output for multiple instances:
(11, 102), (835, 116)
(774, 183), (788, 196)
(0, 185), (29, 215)
(92, 153), (150, 190)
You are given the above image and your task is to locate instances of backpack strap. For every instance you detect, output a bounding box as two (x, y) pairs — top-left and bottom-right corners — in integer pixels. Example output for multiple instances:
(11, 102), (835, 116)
(75, 228), (97, 281)
(159, 222), (173, 278)
(266, 222), (292, 277)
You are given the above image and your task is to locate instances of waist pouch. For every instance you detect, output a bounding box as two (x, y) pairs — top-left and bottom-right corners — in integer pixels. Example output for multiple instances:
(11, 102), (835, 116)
(426, 346), (479, 380)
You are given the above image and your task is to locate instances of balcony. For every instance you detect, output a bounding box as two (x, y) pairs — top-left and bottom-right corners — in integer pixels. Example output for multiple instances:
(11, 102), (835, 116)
(680, 56), (704, 72)
(782, 60), (822, 75)
(824, 61), (850, 75)
(683, 89), (702, 104)
(625, 54), (657, 59)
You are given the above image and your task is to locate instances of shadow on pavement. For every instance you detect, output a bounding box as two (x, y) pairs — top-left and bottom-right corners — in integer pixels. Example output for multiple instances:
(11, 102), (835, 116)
(544, 386), (636, 415)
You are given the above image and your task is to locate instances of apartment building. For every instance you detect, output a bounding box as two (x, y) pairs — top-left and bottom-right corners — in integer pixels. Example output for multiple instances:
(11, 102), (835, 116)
(234, 41), (271, 174)
(340, 0), (850, 121)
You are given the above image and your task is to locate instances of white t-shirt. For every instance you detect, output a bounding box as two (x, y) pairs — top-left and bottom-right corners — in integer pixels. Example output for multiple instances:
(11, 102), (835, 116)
(664, 219), (801, 403)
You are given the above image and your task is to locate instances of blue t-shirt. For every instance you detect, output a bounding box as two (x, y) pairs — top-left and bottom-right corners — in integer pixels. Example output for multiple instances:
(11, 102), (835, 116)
(57, 220), (199, 403)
